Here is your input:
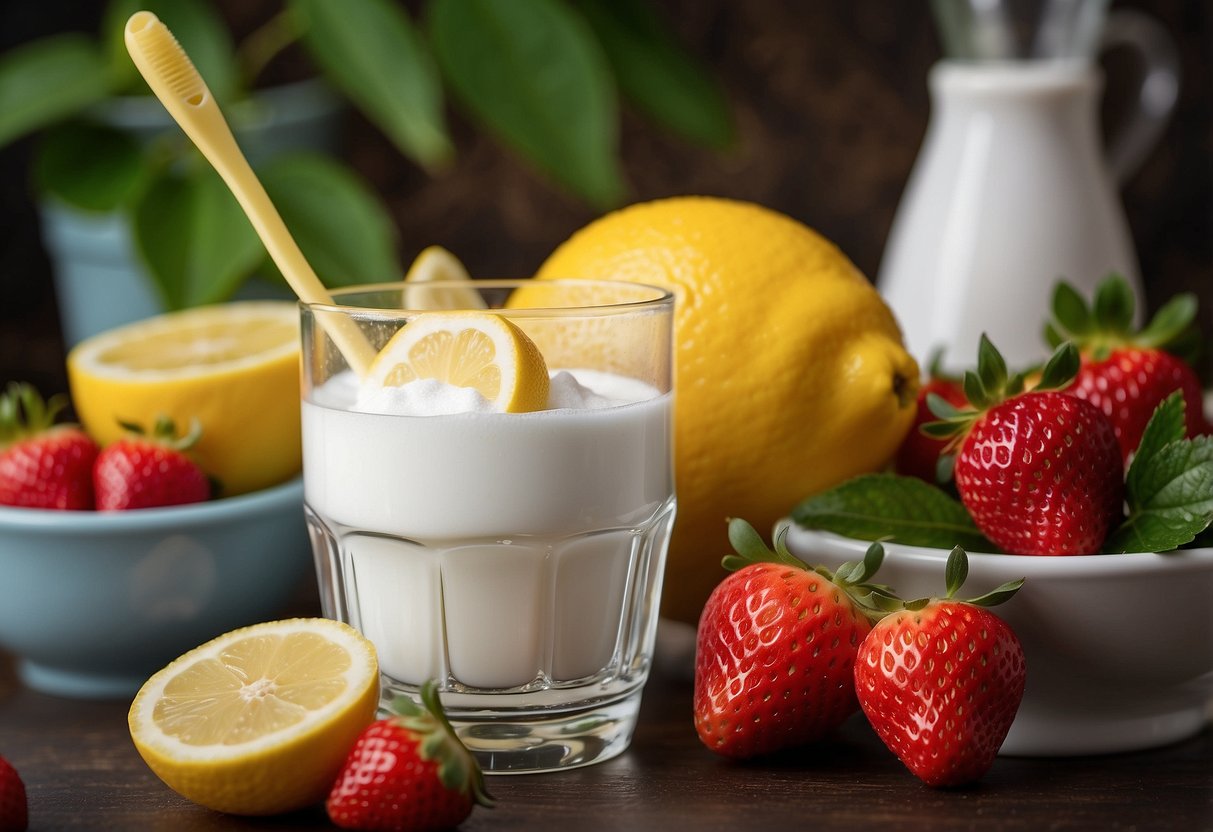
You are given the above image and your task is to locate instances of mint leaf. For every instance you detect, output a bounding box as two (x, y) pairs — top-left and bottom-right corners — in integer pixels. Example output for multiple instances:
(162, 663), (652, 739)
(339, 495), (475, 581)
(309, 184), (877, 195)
(1127, 391), (1186, 493)
(791, 473), (996, 552)
(1103, 435), (1213, 553)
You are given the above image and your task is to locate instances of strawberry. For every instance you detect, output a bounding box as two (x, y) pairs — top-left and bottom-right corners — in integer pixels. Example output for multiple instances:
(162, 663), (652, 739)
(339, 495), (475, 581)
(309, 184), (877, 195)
(856, 546), (1026, 787)
(895, 372), (968, 484)
(0, 755), (27, 832)
(693, 518), (890, 758)
(0, 382), (97, 510)
(926, 337), (1124, 555)
(93, 416), (211, 511)
(327, 680), (493, 832)
(1045, 274), (1205, 462)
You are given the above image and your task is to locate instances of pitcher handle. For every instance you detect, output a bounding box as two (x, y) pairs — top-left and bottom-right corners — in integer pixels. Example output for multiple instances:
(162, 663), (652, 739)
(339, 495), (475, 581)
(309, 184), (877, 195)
(1099, 9), (1180, 185)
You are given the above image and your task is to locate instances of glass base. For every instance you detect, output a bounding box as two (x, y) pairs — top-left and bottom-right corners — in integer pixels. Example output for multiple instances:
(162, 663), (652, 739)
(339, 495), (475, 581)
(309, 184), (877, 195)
(381, 684), (644, 774)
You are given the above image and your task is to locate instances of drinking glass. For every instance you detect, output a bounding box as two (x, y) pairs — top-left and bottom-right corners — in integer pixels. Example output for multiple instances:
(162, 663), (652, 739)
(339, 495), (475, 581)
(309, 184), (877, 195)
(300, 279), (676, 773)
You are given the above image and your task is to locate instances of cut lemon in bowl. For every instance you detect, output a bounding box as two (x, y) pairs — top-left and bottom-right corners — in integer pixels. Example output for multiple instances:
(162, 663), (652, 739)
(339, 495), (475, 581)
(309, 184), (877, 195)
(364, 311), (550, 413)
(67, 302), (301, 497)
(128, 618), (379, 816)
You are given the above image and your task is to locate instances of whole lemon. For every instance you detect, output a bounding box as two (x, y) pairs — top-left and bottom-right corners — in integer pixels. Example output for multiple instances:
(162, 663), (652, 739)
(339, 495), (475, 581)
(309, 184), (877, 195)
(534, 197), (919, 624)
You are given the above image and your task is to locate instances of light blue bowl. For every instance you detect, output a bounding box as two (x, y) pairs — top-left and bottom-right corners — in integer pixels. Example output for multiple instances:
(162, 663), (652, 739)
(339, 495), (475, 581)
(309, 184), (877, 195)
(0, 477), (311, 699)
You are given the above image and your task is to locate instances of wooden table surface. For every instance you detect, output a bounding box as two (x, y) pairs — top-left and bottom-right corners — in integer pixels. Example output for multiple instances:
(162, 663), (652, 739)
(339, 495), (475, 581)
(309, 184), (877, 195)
(1, 645), (1210, 832)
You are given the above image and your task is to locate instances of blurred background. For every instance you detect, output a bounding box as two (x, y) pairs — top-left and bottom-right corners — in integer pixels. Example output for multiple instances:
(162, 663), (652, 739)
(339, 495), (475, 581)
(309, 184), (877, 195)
(1, 0), (1209, 395)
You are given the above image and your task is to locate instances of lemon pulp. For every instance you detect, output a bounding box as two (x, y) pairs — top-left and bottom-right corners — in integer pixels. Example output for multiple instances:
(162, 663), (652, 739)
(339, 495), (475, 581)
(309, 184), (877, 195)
(364, 311), (550, 413)
(128, 618), (379, 816)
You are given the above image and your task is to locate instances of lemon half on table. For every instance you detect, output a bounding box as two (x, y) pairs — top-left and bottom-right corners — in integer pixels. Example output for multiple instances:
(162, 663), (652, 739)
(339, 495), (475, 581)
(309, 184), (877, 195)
(67, 302), (301, 497)
(128, 618), (379, 816)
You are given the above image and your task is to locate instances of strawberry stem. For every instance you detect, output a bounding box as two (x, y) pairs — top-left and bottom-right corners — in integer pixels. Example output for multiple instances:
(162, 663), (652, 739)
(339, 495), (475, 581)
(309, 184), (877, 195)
(0, 382), (70, 445)
(721, 518), (807, 571)
(397, 681), (495, 810)
(1046, 273), (1199, 359)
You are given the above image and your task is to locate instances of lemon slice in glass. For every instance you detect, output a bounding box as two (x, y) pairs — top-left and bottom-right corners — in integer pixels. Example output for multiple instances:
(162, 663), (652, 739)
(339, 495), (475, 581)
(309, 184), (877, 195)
(365, 311), (550, 413)
(402, 245), (487, 310)
(128, 618), (379, 816)
(66, 301), (301, 497)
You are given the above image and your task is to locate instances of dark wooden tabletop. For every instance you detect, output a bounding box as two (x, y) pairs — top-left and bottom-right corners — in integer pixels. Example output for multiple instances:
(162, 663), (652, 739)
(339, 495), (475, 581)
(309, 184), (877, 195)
(1, 645), (1210, 832)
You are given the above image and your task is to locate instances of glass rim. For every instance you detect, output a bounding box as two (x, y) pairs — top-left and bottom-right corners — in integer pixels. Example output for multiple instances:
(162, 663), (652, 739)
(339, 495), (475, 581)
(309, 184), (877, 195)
(302, 278), (675, 316)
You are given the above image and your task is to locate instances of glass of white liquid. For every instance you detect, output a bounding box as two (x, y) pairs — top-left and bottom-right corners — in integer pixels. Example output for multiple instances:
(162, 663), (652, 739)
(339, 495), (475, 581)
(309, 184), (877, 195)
(300, 279), (675, 773)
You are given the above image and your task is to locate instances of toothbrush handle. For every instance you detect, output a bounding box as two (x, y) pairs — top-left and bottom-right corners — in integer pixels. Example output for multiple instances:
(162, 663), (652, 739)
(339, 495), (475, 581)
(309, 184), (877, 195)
(185, 102), (378, 376)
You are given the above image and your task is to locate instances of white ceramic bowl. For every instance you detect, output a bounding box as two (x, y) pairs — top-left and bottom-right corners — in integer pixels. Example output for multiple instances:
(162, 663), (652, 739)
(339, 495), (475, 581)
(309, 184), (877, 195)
(781, 524), (1213, 757)
(0, 477), (311, 699)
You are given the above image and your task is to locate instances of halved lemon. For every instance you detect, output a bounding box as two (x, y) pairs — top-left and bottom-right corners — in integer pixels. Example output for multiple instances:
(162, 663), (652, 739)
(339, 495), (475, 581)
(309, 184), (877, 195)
(402, 245), (487, 310)
(364, 311), (550, 413)
(128, 618), (379, 816)
(66, 302), (301, 496)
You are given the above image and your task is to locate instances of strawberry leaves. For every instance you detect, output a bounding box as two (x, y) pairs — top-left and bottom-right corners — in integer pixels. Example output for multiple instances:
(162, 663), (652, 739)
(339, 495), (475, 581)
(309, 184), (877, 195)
(922, 337), (1079, 440)
(1102, 392), (1213, 554)
(794, 392), (1213, 556)
(1044, 273), (1199, 360)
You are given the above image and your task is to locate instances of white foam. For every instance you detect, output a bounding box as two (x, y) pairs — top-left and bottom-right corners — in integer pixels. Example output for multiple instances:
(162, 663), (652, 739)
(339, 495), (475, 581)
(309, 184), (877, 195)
(355, 378), (494, 416)
(342, 367), (655, 417)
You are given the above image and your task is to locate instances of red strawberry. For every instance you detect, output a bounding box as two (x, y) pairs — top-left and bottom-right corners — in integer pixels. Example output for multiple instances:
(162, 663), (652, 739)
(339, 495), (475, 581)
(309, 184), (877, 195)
(327, 680), (493, 832)
(0, 382), (97, 510)
(1045, 275), (1205, 461)
(895, 375), (968, 483)
(856, 546), (1026, 787)
(927, 337), (1124, 555)
(93, 416), (211, 511)
(694, 519), (888, 758)
(0, 755), (28, 832)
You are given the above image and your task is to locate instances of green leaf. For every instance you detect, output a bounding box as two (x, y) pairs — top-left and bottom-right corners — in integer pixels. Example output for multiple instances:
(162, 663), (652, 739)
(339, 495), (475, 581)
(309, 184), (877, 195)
(1050, 280), (1091, 337)
(116, 0), (240, 103)
(976, 333), (1008, 394)
(925, 392), (964, 421)
(0, 35), (112, 147)
(1092, 273), (1135, 334)
(944, 546), (968, 598)
(259, 153), (401, 288)
(966, 578), (1025, 608)
(1137, 293), (1198, 349)
(1127, 392), (1187, 494)
(1035, 342), (1079, 391)
(791, 473), (996, 552)
(1104, 436), (1213, 553)
(130, 163), (264, 309)
(1042, 320), (1065, 350)
(33, 121), (150, 212)
(962, 369), (989, 410)
(427, 0), (626, 209)
(291, 0), (454, 171)
(572, 0), (733, 149)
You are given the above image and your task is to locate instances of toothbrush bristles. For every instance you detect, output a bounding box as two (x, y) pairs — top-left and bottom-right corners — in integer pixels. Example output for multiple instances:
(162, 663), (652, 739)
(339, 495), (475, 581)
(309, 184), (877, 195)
(135, 22), (206, 104)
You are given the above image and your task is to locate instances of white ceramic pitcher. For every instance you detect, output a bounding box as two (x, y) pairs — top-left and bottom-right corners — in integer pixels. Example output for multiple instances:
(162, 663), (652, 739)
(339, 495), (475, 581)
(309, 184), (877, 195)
(878, 0), (1179, 370)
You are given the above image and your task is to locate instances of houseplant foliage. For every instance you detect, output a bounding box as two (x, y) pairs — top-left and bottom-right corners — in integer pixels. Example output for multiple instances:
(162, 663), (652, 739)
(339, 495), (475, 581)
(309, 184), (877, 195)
(0, 0), (732, 310)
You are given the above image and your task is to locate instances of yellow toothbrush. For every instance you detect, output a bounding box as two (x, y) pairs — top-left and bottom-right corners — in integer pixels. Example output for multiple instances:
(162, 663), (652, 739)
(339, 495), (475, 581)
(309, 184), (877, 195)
(123, 10), (377, 376)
